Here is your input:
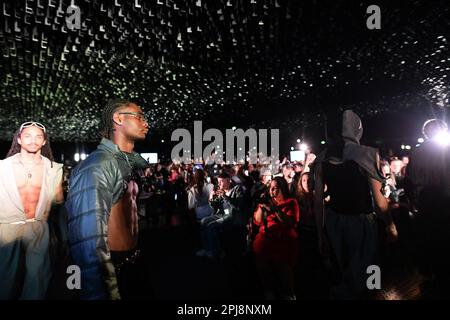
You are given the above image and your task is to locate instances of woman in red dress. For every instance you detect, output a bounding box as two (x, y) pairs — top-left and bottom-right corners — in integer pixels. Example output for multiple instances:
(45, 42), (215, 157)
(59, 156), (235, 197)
(253, 176), (300, 300)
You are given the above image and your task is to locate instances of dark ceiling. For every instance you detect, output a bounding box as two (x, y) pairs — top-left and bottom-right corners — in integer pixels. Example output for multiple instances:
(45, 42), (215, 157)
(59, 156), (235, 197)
(0, 0), (449, 142)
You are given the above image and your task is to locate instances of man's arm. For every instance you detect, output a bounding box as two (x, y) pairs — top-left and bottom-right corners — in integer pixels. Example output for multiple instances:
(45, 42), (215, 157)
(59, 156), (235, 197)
(55, 180), (64, 204)
(224, 186), (245, 219)
(66, 160), (121, 300)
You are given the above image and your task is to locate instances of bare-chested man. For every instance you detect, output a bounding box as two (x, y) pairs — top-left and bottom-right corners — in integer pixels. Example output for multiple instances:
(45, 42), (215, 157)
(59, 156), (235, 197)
(0, 122), (64, 299)
(66, 99), (150, 300)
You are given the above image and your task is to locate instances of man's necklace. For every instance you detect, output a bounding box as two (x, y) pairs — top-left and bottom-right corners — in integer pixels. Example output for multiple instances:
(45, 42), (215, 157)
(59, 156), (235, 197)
(18, 156), (41, 179)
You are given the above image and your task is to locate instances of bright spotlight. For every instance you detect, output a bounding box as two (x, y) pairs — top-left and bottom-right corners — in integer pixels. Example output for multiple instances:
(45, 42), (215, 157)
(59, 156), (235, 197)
(80, 153), (87, 161)
(296, 139), (301, 143)
(74, 153), (80, 162)
(405, 145), (411, 150)
(423, 119), (448, 140)
(417, 138), (424, 143)
(300, 143), (308, 151)
(433, 130), (450, 147)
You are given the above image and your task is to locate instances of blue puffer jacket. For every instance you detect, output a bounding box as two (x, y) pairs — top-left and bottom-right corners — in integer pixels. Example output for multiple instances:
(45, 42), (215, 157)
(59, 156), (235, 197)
(65, 138), (148, 299)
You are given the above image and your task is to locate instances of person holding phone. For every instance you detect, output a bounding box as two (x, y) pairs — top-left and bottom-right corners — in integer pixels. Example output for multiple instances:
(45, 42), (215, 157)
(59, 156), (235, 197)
(253, 177), (300, 300)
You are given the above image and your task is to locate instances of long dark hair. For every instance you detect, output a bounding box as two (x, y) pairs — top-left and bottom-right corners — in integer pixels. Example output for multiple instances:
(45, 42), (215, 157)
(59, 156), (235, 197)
(272, 176), (290, 199)
(6, 129), (55, 162)
(192, 168), (206, 193)
(324, 111), (345, 159)
(296, 172), (311, 198)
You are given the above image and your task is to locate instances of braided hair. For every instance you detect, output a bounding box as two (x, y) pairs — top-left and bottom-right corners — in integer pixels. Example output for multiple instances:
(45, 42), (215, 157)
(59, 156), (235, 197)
(100, 99), (134, 139)
(6, 128), (55, 162)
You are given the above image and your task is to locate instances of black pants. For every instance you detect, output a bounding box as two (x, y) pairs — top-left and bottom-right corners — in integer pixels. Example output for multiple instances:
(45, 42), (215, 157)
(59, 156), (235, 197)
(111, 249), (152, 299)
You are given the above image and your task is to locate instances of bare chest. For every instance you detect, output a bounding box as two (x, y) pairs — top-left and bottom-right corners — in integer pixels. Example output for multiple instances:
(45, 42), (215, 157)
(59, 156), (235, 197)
(108, 180), (140, 251)
(13, 162), (44, 198)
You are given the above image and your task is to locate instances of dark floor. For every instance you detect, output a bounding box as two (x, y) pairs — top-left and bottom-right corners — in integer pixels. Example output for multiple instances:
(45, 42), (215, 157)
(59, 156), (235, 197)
(47, 215), (331, 300)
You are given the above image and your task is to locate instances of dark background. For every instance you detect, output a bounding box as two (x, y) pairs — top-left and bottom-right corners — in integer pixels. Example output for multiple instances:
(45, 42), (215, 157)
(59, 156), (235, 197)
(0, 0), (449, 161)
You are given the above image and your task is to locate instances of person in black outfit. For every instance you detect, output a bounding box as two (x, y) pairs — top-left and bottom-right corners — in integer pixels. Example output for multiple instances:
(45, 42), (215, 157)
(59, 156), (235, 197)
(313, 110), (398, 299)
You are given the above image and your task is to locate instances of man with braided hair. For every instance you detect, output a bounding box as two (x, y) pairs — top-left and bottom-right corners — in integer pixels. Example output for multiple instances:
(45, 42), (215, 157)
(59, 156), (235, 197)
(66, 99), (150, 299)
(0, 122), (64, 299)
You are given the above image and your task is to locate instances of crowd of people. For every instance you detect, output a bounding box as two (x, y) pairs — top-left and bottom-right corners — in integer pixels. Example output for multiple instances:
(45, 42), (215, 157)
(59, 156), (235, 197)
(1, 100), (449, 300)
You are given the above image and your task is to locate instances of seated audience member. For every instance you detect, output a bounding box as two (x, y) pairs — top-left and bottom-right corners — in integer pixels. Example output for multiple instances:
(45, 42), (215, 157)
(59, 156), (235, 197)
(187, 169), (214, 221)
(253, 177), (300, 300)
(196, 172), (246, 259)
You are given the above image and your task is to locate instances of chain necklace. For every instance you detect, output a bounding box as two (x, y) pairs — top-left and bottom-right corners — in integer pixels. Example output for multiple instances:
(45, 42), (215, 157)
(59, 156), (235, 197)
(18, 155), (41, 179)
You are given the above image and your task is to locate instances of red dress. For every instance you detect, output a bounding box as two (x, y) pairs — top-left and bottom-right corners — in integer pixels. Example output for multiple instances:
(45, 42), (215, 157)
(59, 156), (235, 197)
(252, 198), (300, 266)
